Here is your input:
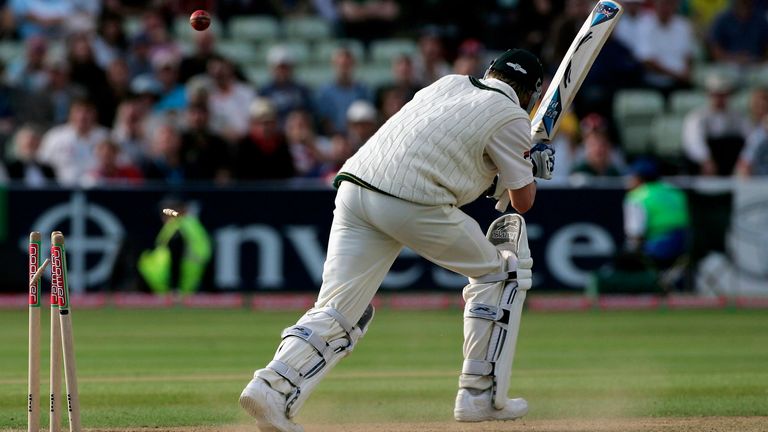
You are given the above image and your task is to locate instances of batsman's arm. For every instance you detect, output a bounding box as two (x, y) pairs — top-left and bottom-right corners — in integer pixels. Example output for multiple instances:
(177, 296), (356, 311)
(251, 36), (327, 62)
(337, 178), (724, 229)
(509, 182), (536, 214)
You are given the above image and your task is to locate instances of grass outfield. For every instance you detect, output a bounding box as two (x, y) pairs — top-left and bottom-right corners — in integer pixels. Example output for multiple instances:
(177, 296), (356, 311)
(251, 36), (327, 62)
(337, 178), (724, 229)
(0, 308), (766, 430)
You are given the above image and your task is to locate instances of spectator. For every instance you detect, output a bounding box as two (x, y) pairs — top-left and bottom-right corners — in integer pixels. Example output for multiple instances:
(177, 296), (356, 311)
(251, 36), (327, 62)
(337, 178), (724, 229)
(10, 0), (80, 39)
(412, 27), (451, 85)
(127, 33), (153, 79)
(178, 31), (217, 83)
(544, 0), (594, 72)
(614, 0), (649, 55)
(337, 0), (400, 46)
(515, 0), (561, 57)
(570, 113), (626, 177)
(0, 62), (16, 144)
(452, 39), (487, 78)
(345, 100), (378, 151)
(5, 35), (49, 93)
(688, 0), (730, 36)
(150, 52), (187, 114)
(624, 158), (690, 269)
(141, 123), (186, 184)
(38, 98), (110, 185)
(682, 74), (750, 175)
(92, 12), (128, 69)
(83, 139), (143, 186)
(5, 125), (55, 186)
(259, 46), (314, 127)
(284, 109), (333, 178)
(141, 10), (180, 60)
(180, 102), (231, 183)
(374, 55), (420, 114)
(736, 115), (768, 176)
(100, 58), (133, 126)
(112, 99), (150, 165)
(635, 0), (694, 97)
(67, 32), (111, 122)
(232, 98), (295, 180)
(708, 0), (768, 65)
(747, 87), (768, 133)
(42, 58), (83, 126)
(315, 47), (371, 135)
(207, 56), (256, 142)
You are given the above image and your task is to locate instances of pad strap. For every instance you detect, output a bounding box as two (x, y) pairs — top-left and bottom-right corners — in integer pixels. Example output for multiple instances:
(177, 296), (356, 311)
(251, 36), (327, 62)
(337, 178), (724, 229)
(268, 360), (302, 386)
(468, 271), (517, 284)
(463, 359), (493, 376)
(281, 325), (331, 360)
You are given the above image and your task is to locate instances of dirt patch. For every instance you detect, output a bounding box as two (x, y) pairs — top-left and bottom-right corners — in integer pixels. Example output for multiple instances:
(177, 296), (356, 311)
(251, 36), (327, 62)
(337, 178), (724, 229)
(43, 417), (766, 432)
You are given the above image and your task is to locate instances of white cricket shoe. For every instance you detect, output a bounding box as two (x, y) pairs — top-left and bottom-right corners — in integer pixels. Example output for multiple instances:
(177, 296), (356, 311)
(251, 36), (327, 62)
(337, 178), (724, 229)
(453, 388), (528, 422)
(239, 378), (304, 432)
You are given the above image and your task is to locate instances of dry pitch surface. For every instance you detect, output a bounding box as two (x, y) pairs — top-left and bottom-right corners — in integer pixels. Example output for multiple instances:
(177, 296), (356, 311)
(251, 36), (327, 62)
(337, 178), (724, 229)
(63, 417), (768, 432)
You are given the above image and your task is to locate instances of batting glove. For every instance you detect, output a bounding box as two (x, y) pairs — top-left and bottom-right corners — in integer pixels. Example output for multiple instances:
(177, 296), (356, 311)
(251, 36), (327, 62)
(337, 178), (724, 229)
(529, 142), (555, 180)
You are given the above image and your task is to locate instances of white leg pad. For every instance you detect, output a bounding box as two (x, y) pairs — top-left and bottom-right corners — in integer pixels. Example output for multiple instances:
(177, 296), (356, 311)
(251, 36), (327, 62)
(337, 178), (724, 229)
(460, 214), (532, 410)
(266, 304), (374, 418)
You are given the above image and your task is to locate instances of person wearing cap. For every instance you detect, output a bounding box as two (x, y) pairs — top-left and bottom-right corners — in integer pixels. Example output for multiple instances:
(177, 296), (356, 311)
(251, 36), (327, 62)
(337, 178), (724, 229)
(344, 99), (378, 151)
(259, 45), (313, 127)
(624, 157), (690, 268)
(315, 47), (372, 135)
(682, 73), (750, 175)
(231, 98), (295, 180)
(570, 113), (626, 178)
(240, 49), (554, 431)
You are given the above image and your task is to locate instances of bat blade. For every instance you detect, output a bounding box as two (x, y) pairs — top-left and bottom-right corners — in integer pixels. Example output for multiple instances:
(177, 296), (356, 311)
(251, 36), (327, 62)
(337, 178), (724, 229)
(531, 0), (623, 143)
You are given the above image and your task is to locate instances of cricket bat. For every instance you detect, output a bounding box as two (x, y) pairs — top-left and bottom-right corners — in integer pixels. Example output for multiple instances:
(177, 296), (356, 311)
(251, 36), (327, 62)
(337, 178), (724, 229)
(531, 0), (624, 143)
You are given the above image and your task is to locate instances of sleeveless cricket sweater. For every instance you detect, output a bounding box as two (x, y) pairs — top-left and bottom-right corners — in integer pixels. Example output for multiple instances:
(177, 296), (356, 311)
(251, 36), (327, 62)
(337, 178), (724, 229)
(338, 75), (530, 207)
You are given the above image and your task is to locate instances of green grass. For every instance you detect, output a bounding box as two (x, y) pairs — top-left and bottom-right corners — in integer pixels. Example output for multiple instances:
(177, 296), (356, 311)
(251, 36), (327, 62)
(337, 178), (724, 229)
(1, 308), (767, 428)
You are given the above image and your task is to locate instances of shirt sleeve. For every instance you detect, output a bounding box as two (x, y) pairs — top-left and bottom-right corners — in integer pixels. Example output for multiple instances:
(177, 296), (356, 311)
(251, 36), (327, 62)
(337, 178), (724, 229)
(485, 117), (534, 190)
(624, 199), (647, 238)
(681, 111), (710, 162)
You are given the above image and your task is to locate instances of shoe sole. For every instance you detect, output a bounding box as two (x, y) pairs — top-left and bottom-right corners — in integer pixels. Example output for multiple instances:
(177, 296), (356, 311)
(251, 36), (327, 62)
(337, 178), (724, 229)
(240, 388), (302, 432)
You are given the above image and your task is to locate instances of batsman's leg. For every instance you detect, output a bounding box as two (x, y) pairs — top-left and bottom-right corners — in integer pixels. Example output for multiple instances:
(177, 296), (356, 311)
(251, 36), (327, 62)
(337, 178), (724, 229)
(454, 214), (532, 421)
(385, 207), (532, 421)
(240, 183), (401, 431)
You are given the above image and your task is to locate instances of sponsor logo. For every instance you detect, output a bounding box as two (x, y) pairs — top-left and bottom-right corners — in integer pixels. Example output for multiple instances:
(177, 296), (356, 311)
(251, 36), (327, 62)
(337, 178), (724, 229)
(506, 62), (527, 74)
(564, 31), (594, 89)
(491, 221), (520, 242)
(469, 305), (496, 318)
(592, 1), (620, 26)
(29, 243), (39, 305)
(50, 247), (64, 306)
(292, 326), (311, 338)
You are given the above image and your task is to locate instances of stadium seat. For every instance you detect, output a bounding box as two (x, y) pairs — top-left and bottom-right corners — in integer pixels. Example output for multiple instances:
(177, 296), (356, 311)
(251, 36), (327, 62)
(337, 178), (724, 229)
(357, 63), (393, 88)
(744, 65), (768, 88)
(218, 40), (261, 65)
(730, 89), (753, 115)
(243, 66), (271, 87)
(369, 39), (417, 65)
(651, 115), (686, 158)
(613, 89), (665, 155)
(313, 39), (365, 64)
(296, 65), (335, 88)
(255, 41), (310, 65)
(283, 17), (332, 40)
(0, 41), (23, 63)
(229, 15), (279, 41)
(174, 16), (222, 40)
(691, 63), (742, 88)
(669, 90), (708, 115)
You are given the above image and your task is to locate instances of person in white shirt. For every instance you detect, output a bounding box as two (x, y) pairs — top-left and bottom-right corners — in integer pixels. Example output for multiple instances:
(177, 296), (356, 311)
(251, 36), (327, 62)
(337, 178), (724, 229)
(635, 0), (694, 96)
(682, 74), (750, 175)
(614, 0), (649, 56)
(206, 56), (256, 142)
(38, 99), (110, 186)
(239, 49), (555, 432)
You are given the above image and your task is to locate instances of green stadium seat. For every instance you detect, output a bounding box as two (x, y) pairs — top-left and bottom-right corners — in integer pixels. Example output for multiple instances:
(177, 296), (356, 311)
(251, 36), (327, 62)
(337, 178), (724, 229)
(744, 65), (768, 88)
(651, 115), (686, 158)
(217, 40), (260, 65)
(369, 39), (417, 65)
(357, 63), (393, 88)
(669, 90), (708, 115)
(730, 89), (753, 115)
(255, 41), (311, 65)
(243, 66), (271, 87)
(613, 89), (665, 155)
(691, 63), (741, 88)
(283, 17), (332, 40)
(229, 15), (279, 41)
(0, 41), (23, 63)
(296, 65), (335, 88)
(313, 39), (365, 64)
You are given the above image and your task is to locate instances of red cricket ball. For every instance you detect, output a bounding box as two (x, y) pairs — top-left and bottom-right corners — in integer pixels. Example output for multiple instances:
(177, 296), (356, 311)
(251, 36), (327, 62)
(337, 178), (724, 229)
(190, 10), (211, 31)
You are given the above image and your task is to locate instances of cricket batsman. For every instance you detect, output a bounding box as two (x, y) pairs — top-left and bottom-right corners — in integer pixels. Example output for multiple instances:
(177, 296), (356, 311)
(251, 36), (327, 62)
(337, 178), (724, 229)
(240, 48), (555, 432)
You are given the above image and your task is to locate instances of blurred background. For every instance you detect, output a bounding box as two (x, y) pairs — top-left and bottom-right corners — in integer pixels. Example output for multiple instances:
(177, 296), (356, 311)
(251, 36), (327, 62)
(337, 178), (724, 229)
(0, 0), (767, 308)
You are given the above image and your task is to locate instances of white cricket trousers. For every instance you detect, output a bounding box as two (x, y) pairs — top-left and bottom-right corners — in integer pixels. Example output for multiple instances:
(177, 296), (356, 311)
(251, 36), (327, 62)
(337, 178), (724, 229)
(255, 181), (506, 395)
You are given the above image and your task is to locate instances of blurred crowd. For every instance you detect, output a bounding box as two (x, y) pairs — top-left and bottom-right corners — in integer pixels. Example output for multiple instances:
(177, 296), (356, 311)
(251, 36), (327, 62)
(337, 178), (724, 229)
(0, 0), (766, 188)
